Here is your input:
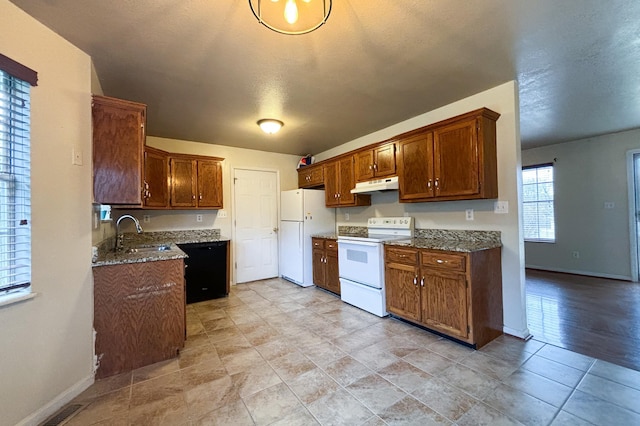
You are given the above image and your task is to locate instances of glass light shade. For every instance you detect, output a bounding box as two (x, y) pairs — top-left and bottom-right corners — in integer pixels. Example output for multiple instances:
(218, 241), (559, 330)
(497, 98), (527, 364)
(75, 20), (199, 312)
(257, 119), (284, 134)
(249, 0), (332, 35)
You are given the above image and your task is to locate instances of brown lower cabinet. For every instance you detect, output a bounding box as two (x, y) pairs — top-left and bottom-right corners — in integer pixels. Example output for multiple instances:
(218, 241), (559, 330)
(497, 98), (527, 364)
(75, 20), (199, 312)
(384, 245), (503, 348)
(93, 259), (185, 379)
(312, 237), (340, 295)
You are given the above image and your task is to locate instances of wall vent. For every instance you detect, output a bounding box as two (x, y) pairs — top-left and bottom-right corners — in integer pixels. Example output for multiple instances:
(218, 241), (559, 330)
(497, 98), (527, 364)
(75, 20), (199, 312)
(40, 404), (85, 426)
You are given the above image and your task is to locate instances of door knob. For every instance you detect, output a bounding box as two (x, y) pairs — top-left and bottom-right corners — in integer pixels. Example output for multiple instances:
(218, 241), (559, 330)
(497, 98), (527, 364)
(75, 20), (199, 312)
(273, 227), (279, 232)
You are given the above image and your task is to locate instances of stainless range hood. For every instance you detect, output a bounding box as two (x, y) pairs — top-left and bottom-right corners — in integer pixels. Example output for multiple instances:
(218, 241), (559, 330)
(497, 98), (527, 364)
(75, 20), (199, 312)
(350, 176), (399, 194)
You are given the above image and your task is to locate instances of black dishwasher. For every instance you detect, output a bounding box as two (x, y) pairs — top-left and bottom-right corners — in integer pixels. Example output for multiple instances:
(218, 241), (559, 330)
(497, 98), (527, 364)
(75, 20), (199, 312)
(178, 241), (229, 304)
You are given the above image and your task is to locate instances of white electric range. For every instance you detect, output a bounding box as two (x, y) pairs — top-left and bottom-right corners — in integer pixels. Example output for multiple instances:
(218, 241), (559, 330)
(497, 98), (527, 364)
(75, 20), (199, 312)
(337, 217), (414, 317)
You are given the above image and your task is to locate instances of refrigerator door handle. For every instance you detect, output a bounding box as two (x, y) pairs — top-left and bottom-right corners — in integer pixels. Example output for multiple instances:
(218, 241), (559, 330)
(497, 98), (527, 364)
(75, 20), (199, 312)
(299, 223), (303, 252)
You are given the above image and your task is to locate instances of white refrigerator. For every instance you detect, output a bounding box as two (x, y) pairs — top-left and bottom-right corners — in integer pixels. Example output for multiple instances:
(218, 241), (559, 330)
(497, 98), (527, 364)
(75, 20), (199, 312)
(280, 189), (335, 287)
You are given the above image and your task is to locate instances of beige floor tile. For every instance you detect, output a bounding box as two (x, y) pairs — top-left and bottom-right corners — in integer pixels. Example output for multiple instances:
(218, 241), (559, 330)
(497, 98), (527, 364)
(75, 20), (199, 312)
(536, 345), (595, 371)
(550, 410), (594, 426)
(269, 350), (317, 381)
(455, 402), (524, 426)
(361, 415), (388, 426)
(221, 347), (266, 375)
(186, 321), (206, 337)
(240, 324), (282, 346)
(301, 341), (347, 368)
(351, 343), (400, 371)
(332, 331), (377, 353)
(501, 369), (573, 407)
(65, 388), (130, 425)
(426, 338), (475, 362)
(202, 316), (235, 332)
(178, 343), (221, 370)
(459, 351), (520, 380)
(180, 362), (228, 388)
(411, 376), (478, 421)
(483, 383), (558, 425)
(73, 371), (132, 401)
(346, 373), (408, 414)
(478, 338), (536, 365)
(213, 334), (253, 358)
(132, 358), (180, 384)
(230, 362), (283, 398)
(255, 336), (299, 361)
(377, 395), (452, 426)
(127, 393), (190, 426)
(588, 359), (640, 390)
(242, 381), (303, 425)
(268, 405), (320, 425)
(521, 355), (585, 387)
(325, 355), (374, 386)
(192, 397), (253, 426)
(195, 308), (228, 323)
(438, 363), (501, 400)
(563, 389), (640, 425)
(183, 374), (241, 419)
(286, 367), (340, 404)
(130, 371), (183, 408)
(307, 388), (374, 426)
(207, 325), (243, 344)
(376, 359), (433, 393)
(577, 373), (640, 414)
(403, 348), (456, 375)
(183, 332), (212, 350)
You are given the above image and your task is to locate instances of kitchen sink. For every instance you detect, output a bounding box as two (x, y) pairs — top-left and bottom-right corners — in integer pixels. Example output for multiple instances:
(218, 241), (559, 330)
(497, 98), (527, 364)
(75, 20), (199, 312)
(125, 244), (172, 254)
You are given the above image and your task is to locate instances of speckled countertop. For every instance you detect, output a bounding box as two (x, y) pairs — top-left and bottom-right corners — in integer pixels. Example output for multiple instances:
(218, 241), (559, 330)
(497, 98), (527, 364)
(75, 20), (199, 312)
(385, 229), (501, 253)
(93, 229), (229, 267)
(312, 226), (367, 240)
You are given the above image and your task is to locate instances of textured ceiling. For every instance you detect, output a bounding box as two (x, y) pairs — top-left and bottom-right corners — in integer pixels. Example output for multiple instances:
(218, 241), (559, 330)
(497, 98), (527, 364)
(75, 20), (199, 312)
(9, 0), (640, 155)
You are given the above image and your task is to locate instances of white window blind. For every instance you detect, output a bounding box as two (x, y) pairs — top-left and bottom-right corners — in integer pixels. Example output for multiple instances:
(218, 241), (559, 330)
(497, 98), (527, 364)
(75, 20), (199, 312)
(522, 163), (555, 242)
(0, 69), (31, 293)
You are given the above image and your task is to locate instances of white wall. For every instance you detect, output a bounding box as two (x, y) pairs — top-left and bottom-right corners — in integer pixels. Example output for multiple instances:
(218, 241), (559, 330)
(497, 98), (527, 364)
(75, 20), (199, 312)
(522, 128), (640, 280)
(0, 2), (94, 426)
(317, 81), (529, 338)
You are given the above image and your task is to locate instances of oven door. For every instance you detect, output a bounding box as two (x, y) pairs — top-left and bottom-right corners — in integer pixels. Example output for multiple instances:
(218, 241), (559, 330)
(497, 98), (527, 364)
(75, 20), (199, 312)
(337, 239), (384, 288)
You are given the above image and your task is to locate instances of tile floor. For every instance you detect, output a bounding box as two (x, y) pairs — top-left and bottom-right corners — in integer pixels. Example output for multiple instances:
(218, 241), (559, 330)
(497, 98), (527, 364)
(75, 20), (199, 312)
(60, 278), (640, 425)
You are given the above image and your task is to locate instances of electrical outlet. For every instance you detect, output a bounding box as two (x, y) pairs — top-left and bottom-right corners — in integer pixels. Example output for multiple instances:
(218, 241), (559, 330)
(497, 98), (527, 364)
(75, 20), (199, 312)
(604, 202), (615, 209)
(196, 214), (203, 222)
(218, 210), (227, 218)
(143, 215), (151, 223)
(572, 251), (580, 259)
(494, 201), (509, 214)
(72, 147), (83, 166)
(465, 209), (474, 221)
(345, 213), (350, 221)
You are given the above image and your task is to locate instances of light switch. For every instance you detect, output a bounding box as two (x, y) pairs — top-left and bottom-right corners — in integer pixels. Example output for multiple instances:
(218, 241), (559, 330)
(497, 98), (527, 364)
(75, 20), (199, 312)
(494, 201), (509, 214)
(218, 210), (227, 218)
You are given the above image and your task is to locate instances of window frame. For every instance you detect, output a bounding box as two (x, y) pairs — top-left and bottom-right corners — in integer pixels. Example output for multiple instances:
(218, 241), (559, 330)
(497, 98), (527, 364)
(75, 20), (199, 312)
(522, 162), (556, 243)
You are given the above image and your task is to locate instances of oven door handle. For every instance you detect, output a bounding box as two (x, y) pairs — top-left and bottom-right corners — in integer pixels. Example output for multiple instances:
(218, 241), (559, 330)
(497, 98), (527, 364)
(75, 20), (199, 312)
(337, 240), (380, 248)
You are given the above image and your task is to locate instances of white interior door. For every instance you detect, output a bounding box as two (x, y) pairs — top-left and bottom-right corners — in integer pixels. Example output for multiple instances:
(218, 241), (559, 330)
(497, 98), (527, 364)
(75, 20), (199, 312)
(234, 169), (279, 283)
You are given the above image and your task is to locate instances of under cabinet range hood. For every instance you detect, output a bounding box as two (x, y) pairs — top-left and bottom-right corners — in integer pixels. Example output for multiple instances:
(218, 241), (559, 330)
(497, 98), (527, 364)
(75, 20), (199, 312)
(350, 176), (399, 194)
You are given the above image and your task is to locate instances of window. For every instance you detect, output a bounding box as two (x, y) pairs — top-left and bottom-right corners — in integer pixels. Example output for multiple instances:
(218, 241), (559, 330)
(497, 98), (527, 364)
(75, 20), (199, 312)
(522, 163), (555, 242)
(0, 54), (36, 296)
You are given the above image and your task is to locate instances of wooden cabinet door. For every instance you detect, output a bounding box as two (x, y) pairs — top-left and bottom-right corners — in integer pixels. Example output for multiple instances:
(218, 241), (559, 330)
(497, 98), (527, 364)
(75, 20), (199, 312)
(433, 118), (480, 198)
(398, 132), (434, 201)
(325, 240), (340, 295)
(312, 248), (326, 287)
(385, 262), (421, 321)
(338, 156), (356, 205)
(197, 160), (223, 208)
(374, 143), (396, 177)
(170, 158), (197, 207)
(298, 164), (324, 188)
(144, 147), (169, 208)
(420, 269), (469, 340)
(323, 161), (340, 207)
(92, 95), (145, 206)
(354, 150), (375, 182)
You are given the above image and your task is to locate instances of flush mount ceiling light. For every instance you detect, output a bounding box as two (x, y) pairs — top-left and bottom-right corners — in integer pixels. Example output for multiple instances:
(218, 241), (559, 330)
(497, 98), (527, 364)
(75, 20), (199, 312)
(257, 119), (284, 134)
(249, 0), (332, 35)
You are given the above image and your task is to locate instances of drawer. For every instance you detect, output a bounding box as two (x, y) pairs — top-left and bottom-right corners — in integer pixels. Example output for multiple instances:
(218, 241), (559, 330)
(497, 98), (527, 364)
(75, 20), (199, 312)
(325, 239), (338, 252)
(385, 247), (418, 264)
(312, 238), (325, 250)
(421, 251), (466, 272)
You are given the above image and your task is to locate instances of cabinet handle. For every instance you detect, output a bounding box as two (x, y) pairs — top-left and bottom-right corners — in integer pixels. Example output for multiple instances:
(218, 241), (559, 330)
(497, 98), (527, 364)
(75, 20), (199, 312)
(436, 259), (446, 264)
(413, 275), (417, 285)
(434, 178), (439, 188)
(420, 276), (424, 287)
(398, 254), (406, 258)
(337, 193), (341, 198)
(373, 163), (377, 171)
(369, 164), (373, 170)
(199, 193), (203, 200)
(427, 180), (432, 189)
(192, 195), (196, 200)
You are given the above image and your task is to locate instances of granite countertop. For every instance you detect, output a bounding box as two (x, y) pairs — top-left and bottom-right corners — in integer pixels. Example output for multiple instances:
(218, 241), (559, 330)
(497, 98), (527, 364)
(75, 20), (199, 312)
(385, 229), (502, 253)
(311, 233), (339, 240)
(93, 229), (229, 267)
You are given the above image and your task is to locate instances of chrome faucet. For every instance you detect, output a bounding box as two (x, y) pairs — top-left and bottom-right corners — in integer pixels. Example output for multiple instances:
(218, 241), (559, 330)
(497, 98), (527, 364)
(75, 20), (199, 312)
(115, 214), (144, 251)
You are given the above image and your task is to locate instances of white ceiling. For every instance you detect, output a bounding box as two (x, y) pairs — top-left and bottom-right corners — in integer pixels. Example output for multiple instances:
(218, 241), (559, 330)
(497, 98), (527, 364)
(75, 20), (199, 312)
(10, 0), (640, 155)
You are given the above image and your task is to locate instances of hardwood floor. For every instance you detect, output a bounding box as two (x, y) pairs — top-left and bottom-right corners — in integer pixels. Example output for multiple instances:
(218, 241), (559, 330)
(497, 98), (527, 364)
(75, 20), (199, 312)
(526, 268), (640, 372)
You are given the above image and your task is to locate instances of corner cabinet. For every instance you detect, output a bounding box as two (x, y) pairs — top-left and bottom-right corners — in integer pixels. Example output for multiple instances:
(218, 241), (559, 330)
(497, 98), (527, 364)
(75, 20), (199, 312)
(384, 245), (503, 348)
(397, 108), (500, 202)
(312, 238), (340, 294)
(324, 156), (371, 208)
(354, 142), (396, 182)
(298, 164), (324, 188)
(170, 155), (223, 209)
(92, 95), (146, 206)
(93, 259), (185, 379)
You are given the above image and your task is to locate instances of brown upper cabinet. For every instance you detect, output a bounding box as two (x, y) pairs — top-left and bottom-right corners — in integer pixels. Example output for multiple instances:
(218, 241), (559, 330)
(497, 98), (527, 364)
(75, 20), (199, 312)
(397, 108), (500, 202)
(354, 142), (396, 182)
(170, 155), (223, 209)
(143, 146), (169, 208)
(92, 95), (146, 206)
(298, 163), (324, 188)
(324, 156), (371, 207)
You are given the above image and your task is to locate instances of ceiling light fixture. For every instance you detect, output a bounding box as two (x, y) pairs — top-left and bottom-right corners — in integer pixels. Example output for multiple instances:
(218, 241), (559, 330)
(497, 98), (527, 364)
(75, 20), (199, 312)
(257, 119), (284, 134)
(249, 0), (332, 35)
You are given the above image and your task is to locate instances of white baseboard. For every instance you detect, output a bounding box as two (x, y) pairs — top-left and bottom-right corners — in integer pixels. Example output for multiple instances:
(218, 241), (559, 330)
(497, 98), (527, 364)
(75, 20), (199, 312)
(17, 374), (94, 426)
(503, 326), (532, 340)
(525, 265), (632, 281)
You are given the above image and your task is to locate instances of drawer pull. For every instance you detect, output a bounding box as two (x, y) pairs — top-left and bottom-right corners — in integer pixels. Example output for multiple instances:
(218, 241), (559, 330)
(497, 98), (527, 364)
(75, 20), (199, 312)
(420, 276), (424, 287)
(413, 275), (418, 285)
(436, 259), (446, 264)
